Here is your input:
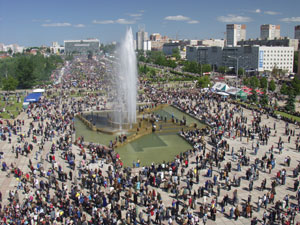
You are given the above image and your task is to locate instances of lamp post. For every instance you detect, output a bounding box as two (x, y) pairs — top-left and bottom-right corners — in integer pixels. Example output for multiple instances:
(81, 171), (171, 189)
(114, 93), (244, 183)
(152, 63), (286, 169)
(228, 55), (243, 88)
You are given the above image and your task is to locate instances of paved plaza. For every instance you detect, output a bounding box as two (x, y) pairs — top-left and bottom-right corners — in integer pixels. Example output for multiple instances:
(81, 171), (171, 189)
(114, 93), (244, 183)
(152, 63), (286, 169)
(0, 97), (300, 224)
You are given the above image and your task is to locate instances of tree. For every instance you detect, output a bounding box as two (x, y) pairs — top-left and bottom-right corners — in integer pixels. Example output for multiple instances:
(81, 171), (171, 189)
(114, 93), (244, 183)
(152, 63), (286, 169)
(250, 91), (258, 103)
(243, 78), (249, 86)
(2, 76), (18, 91)
(291, 76), (300, 95)
(15, 56), (36, 89)
(294, 51), (298, 74)
(285, 92), (295, 112)
(259, 93), (269, 106)
(217, 66), (228, 74)
(268, 80), (276, 92)
(238, 68), (244, 75)
(7, 48), (13, 55)
(260, 77), (268, 89)
(202, 64), (212, 73)
(183, 61), (200, 74)
(280, 83), (289, 95)
(249, 76), (260, 89)
(197, 75), (211, 88)
(172, 48), (181, 60)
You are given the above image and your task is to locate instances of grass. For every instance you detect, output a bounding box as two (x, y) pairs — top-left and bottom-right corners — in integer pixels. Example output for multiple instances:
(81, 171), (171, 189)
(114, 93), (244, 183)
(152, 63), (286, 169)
(0, 96), (24, 119)
(275, 111), (300, 122)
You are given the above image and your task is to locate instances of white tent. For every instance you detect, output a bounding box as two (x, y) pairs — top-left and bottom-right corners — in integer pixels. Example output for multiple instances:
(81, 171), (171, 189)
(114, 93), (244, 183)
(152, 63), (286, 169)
(216, 92), (229, 96)
(33, 89), (45, 93)
(226, 88), (241, 95)
(211, 82), (230, 92)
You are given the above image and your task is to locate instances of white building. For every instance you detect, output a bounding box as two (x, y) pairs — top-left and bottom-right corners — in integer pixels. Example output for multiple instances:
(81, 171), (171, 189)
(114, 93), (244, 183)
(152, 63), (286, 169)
(0, 43), (5, 52)
(2, 43), (24, 53)
(50, 42), (64, 54)
(143, 40), (151, 51)
(64, 39), (100, 55)
(226, 24), (246, 46)
(198, 39), (225, 48)
(186, 45), (294, 73)
(256, 46), (294, 73)
(136, 29), (148, 51)
(260, 24), (280, 40)
(189, 40), (199, 46)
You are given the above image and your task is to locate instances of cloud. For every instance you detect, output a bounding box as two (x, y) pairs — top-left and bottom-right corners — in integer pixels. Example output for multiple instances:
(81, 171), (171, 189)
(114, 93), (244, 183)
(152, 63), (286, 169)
(42, 22), (71, 27)
(264, 11), (280, 15)
(255, 9), (261, 13)
(164, 15), (190, 21)
(32, 19), (51, 23)
(73, 24), (85, 28)
(93, 20), (114, 24)
(128, 13), (142, 17)
(217, 14), (252, 23)
(280, 17), (300, 22)
(115, 18), (136, 24)
(187, 20), (199, 24)
(93, 18), (136, 25)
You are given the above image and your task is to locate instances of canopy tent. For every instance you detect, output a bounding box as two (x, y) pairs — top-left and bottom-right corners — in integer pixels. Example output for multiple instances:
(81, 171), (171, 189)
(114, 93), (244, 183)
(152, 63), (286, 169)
(32, 88), (45, 93)
(226, 87), (241, 95)
(216, 92), (229, 96)
(236, 90), (248, 100)
(24, 92), (42, 103)
(255, 89), (264, 94)
(211, 82), (230, 92)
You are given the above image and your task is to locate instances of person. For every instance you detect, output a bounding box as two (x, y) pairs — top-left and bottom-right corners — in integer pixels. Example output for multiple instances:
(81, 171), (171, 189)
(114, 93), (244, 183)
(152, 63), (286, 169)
(251, 217), (258, 225)
(230, 207), (234, 219)
(294, 179), (299, 192)
(234, 206), (240, 220)
(202, 213), (207, 225)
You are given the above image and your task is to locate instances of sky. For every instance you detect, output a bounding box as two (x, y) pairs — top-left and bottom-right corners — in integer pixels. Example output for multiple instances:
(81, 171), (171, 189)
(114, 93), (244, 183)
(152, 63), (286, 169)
(0, 0), (299, 47)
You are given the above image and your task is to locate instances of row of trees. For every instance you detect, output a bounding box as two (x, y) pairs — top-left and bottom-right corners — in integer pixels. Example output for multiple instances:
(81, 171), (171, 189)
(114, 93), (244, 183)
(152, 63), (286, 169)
(138, 51), (177, 68)
(280, 77), (300, 96)
(243, 76), (276, 91)
(0, 54), (63, 90)
(182, 61), (212, 74)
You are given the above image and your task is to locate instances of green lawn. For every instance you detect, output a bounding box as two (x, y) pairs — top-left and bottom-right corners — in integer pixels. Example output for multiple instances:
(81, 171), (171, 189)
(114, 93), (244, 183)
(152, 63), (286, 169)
(275, 111), (300, 122)
(0, 96), (24, 119)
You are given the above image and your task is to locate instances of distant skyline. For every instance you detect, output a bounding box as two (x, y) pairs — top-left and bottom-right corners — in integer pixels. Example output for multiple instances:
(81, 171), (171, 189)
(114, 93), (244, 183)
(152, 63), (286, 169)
(0, 0), (300, 46)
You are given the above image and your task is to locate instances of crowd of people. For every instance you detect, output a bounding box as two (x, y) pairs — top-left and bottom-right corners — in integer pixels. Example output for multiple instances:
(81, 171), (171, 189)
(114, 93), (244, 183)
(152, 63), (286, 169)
(0, 56), (299, 224)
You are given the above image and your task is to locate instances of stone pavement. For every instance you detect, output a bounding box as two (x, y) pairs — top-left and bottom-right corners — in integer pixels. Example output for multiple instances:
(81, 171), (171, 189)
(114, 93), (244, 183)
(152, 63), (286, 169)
(0, 100), (300, 224)
(147, 103), (300, 224)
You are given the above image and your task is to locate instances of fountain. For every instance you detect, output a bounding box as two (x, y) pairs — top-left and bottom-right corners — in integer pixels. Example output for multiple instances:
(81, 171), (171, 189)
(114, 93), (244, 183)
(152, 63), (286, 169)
(75, 29), (207, 166)
(113, 27), (137, 130)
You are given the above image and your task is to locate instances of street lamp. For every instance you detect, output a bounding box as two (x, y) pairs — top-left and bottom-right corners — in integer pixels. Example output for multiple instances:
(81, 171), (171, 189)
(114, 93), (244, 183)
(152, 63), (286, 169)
(228, 55), (243, 88)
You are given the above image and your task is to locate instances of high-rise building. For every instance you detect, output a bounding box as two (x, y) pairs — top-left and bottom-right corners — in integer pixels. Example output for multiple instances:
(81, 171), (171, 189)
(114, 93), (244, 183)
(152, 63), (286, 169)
(150, 33), (161, 41)
(136, 29), (148, 50)
(226, 24), (246, 46)
(260, 24), (280, 40)
(238, 37), (298, 51)
(295, 25), (300, 40)
(186, 45), (294, 73)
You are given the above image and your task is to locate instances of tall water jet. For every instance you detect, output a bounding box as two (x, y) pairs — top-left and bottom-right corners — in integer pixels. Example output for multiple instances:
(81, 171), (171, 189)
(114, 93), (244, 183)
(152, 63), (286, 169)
(113, 27), (137, 129)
